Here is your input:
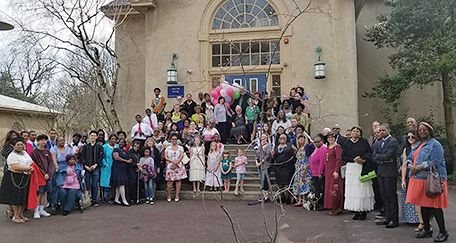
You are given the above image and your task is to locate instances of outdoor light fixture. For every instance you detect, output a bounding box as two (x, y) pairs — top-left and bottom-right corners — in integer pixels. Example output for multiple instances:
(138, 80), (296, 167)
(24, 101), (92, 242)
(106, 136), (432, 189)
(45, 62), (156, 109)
(0, 13), (14, 31)
(167, 53), (178, 85)
(314, 46), (326, 80)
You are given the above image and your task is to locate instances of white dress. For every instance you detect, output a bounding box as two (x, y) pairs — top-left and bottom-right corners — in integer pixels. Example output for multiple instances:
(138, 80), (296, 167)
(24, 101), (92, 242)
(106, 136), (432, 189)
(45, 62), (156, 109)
(344, 162), (375, 211)
(205, 151), (221, 187)
(189, 146), (205, 182)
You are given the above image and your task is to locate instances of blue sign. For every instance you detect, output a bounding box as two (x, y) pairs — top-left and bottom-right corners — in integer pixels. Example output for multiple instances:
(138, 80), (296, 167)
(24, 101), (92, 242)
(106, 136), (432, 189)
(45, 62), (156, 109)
(167, 86), (184, 98)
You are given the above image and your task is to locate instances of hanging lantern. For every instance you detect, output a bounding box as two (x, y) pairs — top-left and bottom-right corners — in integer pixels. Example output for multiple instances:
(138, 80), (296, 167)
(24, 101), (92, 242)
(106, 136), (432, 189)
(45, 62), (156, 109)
(0, 13), (14, 31)
(314, 46), (326, 80)
(167, 53), (178, 85)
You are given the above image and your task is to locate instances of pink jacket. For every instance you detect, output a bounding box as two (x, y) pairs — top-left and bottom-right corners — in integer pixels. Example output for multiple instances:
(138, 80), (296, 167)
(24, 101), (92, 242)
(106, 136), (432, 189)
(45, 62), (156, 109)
(309, 144), (327, 177)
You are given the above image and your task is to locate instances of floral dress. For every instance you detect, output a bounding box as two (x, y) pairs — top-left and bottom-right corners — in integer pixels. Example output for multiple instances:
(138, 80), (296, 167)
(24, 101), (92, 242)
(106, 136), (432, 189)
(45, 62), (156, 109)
(165, 145), (188, 181)
(292, 147), (312, 195)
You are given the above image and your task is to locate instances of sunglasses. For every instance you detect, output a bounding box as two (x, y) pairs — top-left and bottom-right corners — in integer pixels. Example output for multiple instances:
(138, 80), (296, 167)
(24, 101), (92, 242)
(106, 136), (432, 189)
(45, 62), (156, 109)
(407, 136), (416, 139)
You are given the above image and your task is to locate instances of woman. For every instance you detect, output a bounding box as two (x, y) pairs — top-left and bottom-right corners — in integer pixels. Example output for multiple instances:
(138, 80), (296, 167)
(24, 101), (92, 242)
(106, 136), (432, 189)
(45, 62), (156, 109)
(202, 93), (214, 123)
(171, 104), (182, 123)
(271, 110), (291, 135)
(164, 134), (187, 202)
(97, 129), (106, 145)
(231, 105), (247, 144)
(281, 100), (294, 120)
(50, 137), (73, 209)
(191, 105), (205, 128)
(271, 133), (297, 204)
(144, 138), (164, 190)
(167, 122), (181, 141)
(101, 134), (118, 202)
(324, 132), (344, 215)
(292, 135), (312, 206)
(164, 112), (173, 130)
(400, 131), (422, 227)
(56, 154), (83, 215)
(0, 138), (33, 223)
(202, 121), (219, 155)
(1, 130), (19, 161)
(214, 96), (232, 144)
(185, 121), (200, 148)
(111, 139), (132, 206)
(256, 133), (273, 201)
(181, 119), (192, 141)
(406, 123), (449, 242)
(176, 112), (189, 131)
(342, 126), (374, 220)
(20, 131), (33, 155)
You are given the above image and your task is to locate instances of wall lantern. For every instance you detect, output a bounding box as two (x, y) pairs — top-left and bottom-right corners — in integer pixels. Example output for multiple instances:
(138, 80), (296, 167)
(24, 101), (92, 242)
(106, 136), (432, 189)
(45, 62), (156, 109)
(166, 53), (178, 85)
(314, 46), (326, 80)
(0, 13), (14, 31)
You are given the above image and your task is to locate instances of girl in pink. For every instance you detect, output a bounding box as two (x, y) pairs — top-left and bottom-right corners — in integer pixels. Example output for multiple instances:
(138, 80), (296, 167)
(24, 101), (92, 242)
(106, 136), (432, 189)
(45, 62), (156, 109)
(234, 148), (248, 195)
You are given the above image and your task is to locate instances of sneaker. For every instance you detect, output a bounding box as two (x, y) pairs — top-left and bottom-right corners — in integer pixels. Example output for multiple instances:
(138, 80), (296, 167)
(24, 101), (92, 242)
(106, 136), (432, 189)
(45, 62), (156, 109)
(150, 201), (154, 205)
(93, 203), (99, 207)
(39, 210), (51, 217)
(33, 211), (40, 219)
(145, 199), (150, 204)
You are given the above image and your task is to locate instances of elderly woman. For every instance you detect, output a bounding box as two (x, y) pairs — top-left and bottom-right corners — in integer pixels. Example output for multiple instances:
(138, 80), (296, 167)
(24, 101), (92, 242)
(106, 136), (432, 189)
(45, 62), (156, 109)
(165, 134), (187, 201)
(271, 133), (297, 204)
(231, 105), (247, 144)
(0, 138), (34, 223)
(56, 154), (83, 215)
(406, 123), (449, 242)
(342, 126), (374, 221)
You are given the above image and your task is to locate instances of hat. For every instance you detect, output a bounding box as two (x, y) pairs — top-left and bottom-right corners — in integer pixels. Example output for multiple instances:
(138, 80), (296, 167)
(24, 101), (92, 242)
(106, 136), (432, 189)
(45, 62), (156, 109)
(66, 154), (76, 162)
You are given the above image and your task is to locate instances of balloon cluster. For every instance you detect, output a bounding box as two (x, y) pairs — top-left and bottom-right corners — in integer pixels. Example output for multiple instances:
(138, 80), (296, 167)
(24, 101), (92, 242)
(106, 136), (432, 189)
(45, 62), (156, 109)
(210, 82), (241, 110)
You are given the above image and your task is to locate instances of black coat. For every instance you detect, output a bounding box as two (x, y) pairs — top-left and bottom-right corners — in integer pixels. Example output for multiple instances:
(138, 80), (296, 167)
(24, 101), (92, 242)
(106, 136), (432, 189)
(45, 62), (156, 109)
(79, 143), (103, 168)
(372, 136), (399, 177)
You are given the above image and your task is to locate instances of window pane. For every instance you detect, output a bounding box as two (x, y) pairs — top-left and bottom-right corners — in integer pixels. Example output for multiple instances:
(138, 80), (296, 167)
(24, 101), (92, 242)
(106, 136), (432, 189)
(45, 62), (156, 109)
(240, 42), (250, 54)
(213, 0), (279, 29)
(250, 41), (259, 53)
(251, 54), (259, 65)
(272, 87), (281, 97)
(261, 53), (270, 65)
(222, 43), (230, 54)
(231, 21), (240, 29)
(272, 75), (281, 86)
(212, 56), (221, 67)
(250, 79), (258, 93)
(222, 55), (231, 66)
(272, 51), (280, 64)
(261, 41), (269, 53)
(241, 54), (249, 66)
(232, 55), (241, 66)
(212, 19), (221, 29)
(212, 44), (221, 55)
(222, 21), (230, 29)
(271, 41), (280, 51)
(231, 42), (240, 54)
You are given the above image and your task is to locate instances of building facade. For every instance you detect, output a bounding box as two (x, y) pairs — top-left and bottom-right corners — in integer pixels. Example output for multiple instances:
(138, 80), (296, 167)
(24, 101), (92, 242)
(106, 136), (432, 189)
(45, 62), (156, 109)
(108, 0), (450, 134)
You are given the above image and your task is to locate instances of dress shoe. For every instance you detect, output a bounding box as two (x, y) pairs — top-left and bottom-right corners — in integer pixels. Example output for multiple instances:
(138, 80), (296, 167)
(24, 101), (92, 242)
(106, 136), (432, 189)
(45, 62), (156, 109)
(376, 220), (390, 225)
(352, 212), (360, 220)
(386, 221), (399, 228)
(433, 231), (449, 242)
(359, 212), (367, 220)
(375, 214), (386, 219)
(416, 230), (433, 239)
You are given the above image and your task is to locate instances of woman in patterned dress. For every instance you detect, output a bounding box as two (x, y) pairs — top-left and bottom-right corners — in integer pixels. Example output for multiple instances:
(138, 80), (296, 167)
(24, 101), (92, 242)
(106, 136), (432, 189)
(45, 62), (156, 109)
(292, 135), (312, 206)
(324, 132), (344, 215)
(164, 134), (187, 202)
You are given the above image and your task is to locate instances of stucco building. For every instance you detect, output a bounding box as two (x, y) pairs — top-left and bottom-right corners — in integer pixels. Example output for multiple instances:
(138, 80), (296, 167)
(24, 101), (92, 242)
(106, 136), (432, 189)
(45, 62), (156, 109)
(107, 0), (450, 134)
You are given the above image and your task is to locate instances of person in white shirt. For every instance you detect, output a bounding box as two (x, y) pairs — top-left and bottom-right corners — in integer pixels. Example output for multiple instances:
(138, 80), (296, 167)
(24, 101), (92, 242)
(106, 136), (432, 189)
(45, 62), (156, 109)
(131, 114), (153, 144)
(143, 108), (158, 132)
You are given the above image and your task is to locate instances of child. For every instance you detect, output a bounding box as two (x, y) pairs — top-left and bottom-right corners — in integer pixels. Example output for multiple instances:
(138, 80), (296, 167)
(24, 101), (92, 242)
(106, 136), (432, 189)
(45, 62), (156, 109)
(205, 142), (221, 191)
(234, 148), (248, 195)
(220, 151), (233, 193)
(138, 147), (157, 205)
(189, 136), (205, 192)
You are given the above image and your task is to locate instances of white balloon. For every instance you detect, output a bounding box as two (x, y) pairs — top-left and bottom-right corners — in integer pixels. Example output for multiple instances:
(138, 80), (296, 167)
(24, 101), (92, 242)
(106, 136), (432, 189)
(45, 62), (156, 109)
(220, 88), (227, 97)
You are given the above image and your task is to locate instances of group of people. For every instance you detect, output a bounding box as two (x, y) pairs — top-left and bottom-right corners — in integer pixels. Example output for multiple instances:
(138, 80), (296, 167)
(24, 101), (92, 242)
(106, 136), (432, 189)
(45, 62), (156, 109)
(0, 86), (450, 242)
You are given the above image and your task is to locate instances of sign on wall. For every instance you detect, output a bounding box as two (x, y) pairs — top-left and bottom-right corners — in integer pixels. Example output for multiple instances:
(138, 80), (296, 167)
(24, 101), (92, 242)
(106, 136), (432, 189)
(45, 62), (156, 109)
(167, 86), (185, 98)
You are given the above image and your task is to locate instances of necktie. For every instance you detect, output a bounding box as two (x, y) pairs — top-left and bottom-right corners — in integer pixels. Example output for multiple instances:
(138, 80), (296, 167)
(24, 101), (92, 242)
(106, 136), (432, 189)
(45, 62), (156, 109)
(137, 123), (143, 135)
(149, 116), (154, 130)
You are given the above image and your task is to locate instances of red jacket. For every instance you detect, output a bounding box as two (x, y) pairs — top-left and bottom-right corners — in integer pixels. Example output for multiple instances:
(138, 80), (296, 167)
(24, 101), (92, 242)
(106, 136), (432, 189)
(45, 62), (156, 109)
(28, 162), (46, 210)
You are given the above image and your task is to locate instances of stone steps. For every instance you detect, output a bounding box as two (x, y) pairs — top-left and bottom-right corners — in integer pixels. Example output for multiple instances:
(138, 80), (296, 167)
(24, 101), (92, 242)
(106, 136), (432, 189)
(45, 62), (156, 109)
(155, 190), (261, 201)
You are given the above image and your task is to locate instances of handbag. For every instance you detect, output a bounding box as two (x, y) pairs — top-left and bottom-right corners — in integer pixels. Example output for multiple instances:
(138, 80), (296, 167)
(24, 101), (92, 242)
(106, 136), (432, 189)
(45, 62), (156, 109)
(182, 152), (190, 165)
(340, 165), (346, 179)
(79, 190), (91, 210)
(426, 161), (444, 198)
(359, 170), (377, 183)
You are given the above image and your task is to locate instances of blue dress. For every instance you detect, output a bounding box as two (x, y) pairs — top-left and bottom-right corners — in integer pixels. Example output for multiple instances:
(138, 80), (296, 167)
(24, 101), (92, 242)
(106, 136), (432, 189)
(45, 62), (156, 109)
(292, 148), (311, 195)
(110, 148), (130, 188)
(51, 146), (73, 166)
(100, 144), (117, 188)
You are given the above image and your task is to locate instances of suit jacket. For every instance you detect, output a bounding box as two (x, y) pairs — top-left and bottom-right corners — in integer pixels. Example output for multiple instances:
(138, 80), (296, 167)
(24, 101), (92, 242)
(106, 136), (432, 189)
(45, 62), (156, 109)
(373, 136), (399, 177)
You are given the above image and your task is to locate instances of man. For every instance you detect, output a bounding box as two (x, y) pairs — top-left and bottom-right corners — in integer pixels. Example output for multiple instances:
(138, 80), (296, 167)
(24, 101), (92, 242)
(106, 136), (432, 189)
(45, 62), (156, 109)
(31, 134), (55, 219)
(181, 93), (197, 117)
(151, 87), (166, 121)
(370, 121), (381, 144)
(45, 129), (58, 150)
(233, 87), (250, 114)
(371, 127), (385, 214)
(373, 123), (400, 228)
(80, 130), (103, 207)
(131, 114), (152, 145)
(332, 124), (347, 148)
(69, 133), (83, 156)
(252, 92), (263, 111)
(143, 108), (158, 132)
(29, 130), (38, 148)
(80, 131), (88, 145)
(197, 92), (204, 104)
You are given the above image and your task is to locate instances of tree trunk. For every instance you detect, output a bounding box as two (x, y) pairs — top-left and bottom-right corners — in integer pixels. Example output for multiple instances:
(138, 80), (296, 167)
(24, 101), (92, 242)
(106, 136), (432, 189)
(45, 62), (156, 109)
(441, 73), (456, 169)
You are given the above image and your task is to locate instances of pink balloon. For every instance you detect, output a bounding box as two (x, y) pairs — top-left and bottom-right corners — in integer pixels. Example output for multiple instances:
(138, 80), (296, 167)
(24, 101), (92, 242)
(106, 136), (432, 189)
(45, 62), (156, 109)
(226, 87), (234, 97)
(210, 89), (219, 98)
(212, 98), (218, 105)
(215, 85), (222, 93)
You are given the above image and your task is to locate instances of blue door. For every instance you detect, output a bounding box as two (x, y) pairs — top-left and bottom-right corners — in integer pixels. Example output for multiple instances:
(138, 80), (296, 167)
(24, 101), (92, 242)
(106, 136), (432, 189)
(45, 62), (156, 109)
(224, 73), (267, 95)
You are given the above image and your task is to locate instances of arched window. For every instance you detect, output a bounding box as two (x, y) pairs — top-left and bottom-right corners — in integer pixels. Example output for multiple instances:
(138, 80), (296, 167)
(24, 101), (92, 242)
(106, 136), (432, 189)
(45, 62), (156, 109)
(212, 0), (279, 30)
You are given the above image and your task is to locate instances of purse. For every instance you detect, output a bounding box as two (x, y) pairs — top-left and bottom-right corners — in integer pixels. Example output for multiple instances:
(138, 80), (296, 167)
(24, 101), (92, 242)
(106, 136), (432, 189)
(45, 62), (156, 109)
(340, 165), (346, 179)
(359, 170), (377, 183)
(79, 190), (92, 210)
(426, 161), (444, 198)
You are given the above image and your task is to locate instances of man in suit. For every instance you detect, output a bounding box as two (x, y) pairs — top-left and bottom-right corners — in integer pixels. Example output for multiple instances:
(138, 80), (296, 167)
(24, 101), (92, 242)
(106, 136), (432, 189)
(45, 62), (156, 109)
(373, 123), (400, 228)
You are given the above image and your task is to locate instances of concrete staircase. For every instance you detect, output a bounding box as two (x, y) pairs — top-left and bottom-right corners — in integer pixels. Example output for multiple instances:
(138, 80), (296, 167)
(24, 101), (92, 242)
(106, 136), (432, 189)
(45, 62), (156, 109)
(156, 144), (274, 201)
